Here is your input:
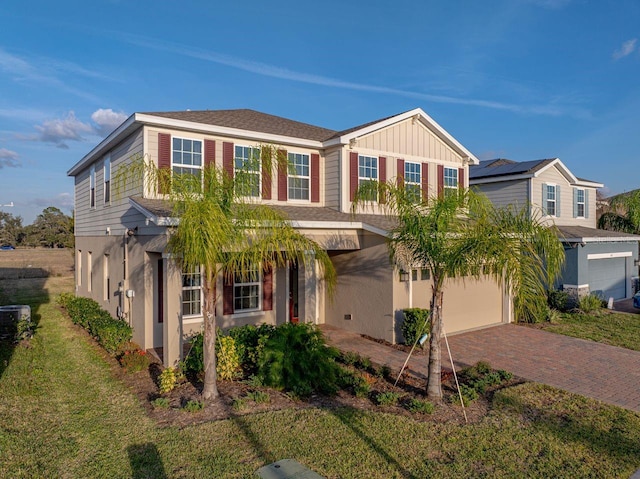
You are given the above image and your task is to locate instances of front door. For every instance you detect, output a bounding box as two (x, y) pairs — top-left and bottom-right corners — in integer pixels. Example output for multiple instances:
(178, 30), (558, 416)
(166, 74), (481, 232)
(289, 261), (299, 324)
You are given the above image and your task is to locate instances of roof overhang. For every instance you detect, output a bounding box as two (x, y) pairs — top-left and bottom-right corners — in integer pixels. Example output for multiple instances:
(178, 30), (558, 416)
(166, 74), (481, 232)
(323, 108), (479, 165)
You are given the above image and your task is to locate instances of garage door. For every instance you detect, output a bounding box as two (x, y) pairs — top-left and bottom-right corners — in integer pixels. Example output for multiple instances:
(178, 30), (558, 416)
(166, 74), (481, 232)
(588, 257), (626, 300)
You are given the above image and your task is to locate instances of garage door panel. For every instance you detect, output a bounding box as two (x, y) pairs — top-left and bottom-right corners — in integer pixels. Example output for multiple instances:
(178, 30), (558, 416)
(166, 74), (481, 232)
(588, 257), (626, 300)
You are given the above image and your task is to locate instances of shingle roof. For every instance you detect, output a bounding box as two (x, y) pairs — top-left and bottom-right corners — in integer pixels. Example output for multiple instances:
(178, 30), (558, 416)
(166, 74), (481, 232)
(130, 197), (397, 233)
(556, 225), (640, 242)
(469, 158), (556, 179)
(141, 109), (337, 142)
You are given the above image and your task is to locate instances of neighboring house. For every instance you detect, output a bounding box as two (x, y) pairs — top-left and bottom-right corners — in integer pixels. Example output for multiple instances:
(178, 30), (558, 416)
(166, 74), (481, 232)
(68, 108), (513, 367)
(470, 158), (640, 301)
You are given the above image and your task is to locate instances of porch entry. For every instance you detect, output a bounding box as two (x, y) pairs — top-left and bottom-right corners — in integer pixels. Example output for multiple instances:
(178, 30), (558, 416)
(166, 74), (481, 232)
(289, 260), (299, 324)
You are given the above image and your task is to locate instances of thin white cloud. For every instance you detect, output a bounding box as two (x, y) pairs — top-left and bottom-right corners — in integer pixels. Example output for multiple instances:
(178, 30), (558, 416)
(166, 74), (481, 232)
(613, 39), (637, 60)
(91, 108), (128, 136)
(117, 32), (589, 119)
(31, 111), (93, 149)
(31, 192), (74, 212)
(522, 0), (571, 9)
(0, 107), (48, 122)
(0, 148), (20, 168)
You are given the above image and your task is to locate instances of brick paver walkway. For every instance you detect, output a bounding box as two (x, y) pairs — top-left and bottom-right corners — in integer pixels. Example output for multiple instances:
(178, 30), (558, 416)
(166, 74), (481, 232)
(320, 323), (640, 413)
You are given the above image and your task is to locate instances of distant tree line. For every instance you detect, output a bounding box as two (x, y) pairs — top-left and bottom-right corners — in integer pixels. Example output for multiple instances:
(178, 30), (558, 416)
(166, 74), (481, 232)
(0, 207), (74, 248)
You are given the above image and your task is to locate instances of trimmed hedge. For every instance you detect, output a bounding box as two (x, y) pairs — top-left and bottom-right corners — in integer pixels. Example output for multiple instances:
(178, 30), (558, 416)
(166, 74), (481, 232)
(57, 294), (132, 354)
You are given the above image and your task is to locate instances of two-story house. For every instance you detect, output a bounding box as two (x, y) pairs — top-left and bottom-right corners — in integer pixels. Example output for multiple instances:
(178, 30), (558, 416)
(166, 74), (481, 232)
(470, 158), (640, 302)
(68, 108), (513, 366)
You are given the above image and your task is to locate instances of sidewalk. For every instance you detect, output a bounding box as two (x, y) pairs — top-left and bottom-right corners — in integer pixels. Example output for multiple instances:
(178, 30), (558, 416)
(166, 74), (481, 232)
(320, 323), (640, 413)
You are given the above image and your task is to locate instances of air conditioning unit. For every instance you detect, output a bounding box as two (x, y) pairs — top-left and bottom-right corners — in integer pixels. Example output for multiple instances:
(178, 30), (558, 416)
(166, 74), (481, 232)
(0, 305), (31, 340)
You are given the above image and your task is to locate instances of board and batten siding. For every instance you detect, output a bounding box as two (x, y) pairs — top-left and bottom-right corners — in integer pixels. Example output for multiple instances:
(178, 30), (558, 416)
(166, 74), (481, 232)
(75, 129), (144, 236)
(531, 166), (597, 228)
(473, 179), (529, 210)
(324, 147), (341, 209)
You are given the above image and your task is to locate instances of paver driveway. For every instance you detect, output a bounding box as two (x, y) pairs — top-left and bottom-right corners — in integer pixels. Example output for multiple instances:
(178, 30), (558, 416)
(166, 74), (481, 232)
(321, 323), (640, 413)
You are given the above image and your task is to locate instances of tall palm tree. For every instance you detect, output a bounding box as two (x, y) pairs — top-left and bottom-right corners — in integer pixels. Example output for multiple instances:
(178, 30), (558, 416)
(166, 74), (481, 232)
(598, 189), (640, 234)
(119, 149), (336, 401)
(354, 184), (564, 400)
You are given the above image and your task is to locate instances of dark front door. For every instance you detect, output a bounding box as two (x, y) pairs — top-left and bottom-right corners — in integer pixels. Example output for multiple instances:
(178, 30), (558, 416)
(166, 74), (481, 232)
(289, 261), (299, 324)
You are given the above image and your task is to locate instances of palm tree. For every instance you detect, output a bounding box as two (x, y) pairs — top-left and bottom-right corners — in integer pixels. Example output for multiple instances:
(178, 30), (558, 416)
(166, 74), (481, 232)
(598, 189), (640, 234)
(119, 149), (336, 401)
(354, 184), (564, 400)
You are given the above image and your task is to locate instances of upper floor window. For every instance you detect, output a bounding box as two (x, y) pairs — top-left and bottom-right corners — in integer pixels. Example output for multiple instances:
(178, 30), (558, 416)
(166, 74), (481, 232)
(288, 153), (310, 201)
(545, 184), (557, 216)
(103, 154), (111, 204)
(235, 145), (260, 197)
(234, 266), (261, 312)
(182, 266), (202, 317)
(443, 167), (458, 196)
(359, 155), (378, 201)
(90, 166), (96, 208)
(575, 188), (585, 218)
(404, 162), (421, 202)
(172, 138), (202, 178)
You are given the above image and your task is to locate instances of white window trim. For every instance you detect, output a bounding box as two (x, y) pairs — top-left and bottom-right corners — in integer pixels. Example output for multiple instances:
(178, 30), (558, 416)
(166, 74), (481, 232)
(103, 154), (111, 205)
(171, 136), (203, 177)
(89, 165), (96, 208)
(545, 183), (557, 217)
(358, 154), (378, 202)
(287, 152), (311, 203)
(182, 265), (203, 319)
(576, 188), (585, 218)
(443, 166), (458, 191)
(234, 144), (262, 198)
(233, 269), (262, 313)
(404, 161), (422, 201)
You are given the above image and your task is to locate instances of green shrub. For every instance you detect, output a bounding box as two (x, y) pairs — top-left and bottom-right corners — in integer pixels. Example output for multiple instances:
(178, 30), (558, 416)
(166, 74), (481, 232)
(375, 391), (401, 406)
(497, 369), (513, 381)
(119, 349), (151, 373)
(340, 351), (360, 366)
(228, 324), (276, 375)
(183, 333), (204, 377)
(579, 293), (604, 314)
(15, 314), (32, 342)
(355, 354), (372, 372)
(546, 307), (561, 323)
(401, 308), (430, 345)
(547, 289), (569, 312)
(246, 390), (270, 403)
(257, 323), (340, 397)
(158, 367), (177, 394)
(244, 375), (264, 388)
(151, 397), (170, 408)
(232, 398), (247, 411)
(406, 398), (435, 414)
(376, 365), (392, 379)
(182, 399), (204, 412)
(217, 335), (241, 380)
(451, 384), (478, 406)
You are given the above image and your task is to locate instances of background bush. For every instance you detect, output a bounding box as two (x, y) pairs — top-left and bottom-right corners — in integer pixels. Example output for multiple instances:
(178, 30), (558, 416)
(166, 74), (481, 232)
(579, 293), (604, 314)
(401, 308), (430, 345)
(547, 289), (569, 312)
(228, 324), (275, 376)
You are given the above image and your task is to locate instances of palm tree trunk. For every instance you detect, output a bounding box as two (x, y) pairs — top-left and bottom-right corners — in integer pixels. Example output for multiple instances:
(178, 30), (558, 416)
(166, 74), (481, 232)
(426, 286), (444, 401)
(201, 274), (219, 401)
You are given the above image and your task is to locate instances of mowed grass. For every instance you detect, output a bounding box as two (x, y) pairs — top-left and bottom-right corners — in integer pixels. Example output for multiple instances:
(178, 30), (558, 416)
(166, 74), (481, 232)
(543, 311), (640, 351)
(0, 257), (639, 477)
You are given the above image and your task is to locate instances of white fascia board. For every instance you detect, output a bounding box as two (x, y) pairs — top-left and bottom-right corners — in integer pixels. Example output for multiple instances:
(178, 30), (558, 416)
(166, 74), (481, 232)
(563, 236), (640, 243)
(128, 198), (178, 227)
(324, 108), (479, 165)
(533, 158), (578, 184)
(134, 113), (324, 149)
(291, 220), (390, 237)
(574, 179), (604, 188)
(67, 113), (138, 176)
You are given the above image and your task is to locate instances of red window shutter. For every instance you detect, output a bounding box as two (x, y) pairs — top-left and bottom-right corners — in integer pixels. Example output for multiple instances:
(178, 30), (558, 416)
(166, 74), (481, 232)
(262, 265), (273, 311)
(278, 149), (288, 201)
(397, 159), (405, 187)
(378, 156), (386, 204)
(204, 139), (215, 168)
(422, 163), (429, 200)
(437, 164), (444, 198)
(262, 146), (272, 200)
(158, 133), (171, 194)
(223, 142), (234, 179)
(223, 275), (234, 315)
(458, 167), (465, 189)
(349, 152), (358, 201)
(311, 153), (320, 203)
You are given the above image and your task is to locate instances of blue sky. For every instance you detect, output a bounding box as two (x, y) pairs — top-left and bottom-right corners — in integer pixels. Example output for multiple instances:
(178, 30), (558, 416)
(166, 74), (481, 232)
(1, 0), (639, 223)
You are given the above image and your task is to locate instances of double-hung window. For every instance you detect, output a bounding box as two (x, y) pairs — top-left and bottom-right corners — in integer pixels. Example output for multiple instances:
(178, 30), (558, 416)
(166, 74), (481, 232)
(182, 266), (202, 317)
(235, 146), (261, 197)
(288, 152), (310, 200)
(358, 155), (378, 201)
(234, 266), (261, 312)
(404, 162), (421, 202)
(443, 167), (458, 196)
(545, 184), (557, 216)
(89, 165), (95, 208)
(172, 138), (202, 178)
(103, 154), (111, 204)
(576, 188), (585, 217)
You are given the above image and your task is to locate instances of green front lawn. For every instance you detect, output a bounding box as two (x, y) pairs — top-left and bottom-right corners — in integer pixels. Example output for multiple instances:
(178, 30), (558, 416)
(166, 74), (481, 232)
(542, 310), (640, 351)
(1, 279), (639, 478)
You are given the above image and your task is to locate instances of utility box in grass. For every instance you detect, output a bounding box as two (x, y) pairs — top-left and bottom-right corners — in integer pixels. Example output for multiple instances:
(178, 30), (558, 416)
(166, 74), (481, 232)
(0, 305), (31, 340)
(255, 459), (325, 479)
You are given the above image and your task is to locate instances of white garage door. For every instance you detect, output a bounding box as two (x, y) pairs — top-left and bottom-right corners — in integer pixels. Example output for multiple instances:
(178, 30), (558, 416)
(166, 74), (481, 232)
(588, 257), (626, 300)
